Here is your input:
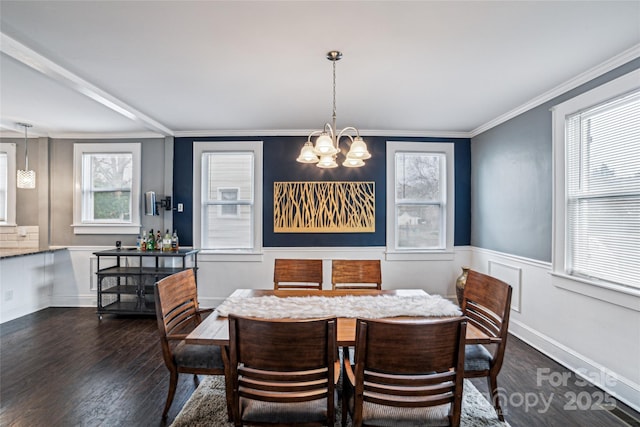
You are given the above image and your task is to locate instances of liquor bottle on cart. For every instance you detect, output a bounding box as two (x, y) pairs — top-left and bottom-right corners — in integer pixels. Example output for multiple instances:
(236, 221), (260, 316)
(141, 229), (147, 251)
(147, 229), (155, 251)
(171, 230), (179, 252)
(162, 230), (171, 252)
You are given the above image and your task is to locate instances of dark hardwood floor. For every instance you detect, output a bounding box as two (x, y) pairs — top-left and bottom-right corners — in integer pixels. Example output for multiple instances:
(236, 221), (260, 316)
(1, 307), (638, 426)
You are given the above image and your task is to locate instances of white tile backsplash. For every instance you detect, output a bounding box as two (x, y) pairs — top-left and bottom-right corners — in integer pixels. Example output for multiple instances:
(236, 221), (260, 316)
(0, 226), (39, 248)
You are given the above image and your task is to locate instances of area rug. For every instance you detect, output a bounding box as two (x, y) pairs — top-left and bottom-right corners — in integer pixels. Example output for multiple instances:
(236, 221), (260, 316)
(215, 294), (462, 319)
(171, 376), (507, 427)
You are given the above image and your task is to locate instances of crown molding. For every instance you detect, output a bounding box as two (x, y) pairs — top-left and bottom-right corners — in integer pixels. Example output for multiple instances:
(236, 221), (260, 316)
(470, 44), (640, 138)
(1, 128), (470, 140)
(47, 132), (167, 140)
(174, 129), (307, 137)
(0, 131), (167, 140)
(173, 129), (471, 139)
(360, 129), (470, 139)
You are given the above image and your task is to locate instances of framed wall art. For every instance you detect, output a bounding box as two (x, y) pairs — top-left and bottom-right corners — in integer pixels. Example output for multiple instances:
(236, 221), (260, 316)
(274, 181), (375, 233)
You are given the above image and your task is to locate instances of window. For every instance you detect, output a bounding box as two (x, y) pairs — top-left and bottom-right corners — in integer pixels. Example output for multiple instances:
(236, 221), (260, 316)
(553, 69), (640, 301)
(386, 141), (454, 260)
(193, 141), (262, 254)
(566, 91), (639, 288)
(0, 143), (17, 226)
(72, 143), (141, 234)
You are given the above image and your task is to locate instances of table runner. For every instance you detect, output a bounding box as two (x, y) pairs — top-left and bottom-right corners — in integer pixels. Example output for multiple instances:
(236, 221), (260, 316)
(215, 294), (461, 319)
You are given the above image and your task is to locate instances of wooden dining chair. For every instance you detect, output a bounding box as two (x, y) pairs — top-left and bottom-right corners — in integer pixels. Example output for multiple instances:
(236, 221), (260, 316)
(342, 317), (467, 427)
(461, 269), (512, 421)
(154, 269), (226, 419)
(331, 260), (381, 290)
(274, 258), (323, 290)
(228, 314), (339, 427)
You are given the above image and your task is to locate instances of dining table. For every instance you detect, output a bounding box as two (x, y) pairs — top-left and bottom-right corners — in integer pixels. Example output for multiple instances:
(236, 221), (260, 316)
(186, 288), (499, 346)
(184, 288), (500, 422)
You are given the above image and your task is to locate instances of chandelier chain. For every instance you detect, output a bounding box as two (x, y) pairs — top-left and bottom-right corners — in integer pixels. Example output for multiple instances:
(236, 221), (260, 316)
(332, 59), (337, 121)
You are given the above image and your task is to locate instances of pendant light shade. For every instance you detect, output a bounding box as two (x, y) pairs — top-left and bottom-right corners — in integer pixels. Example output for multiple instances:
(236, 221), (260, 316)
(16, 123), (35, 189)
(296, 141), (320, 164)
(17, 169), (36, 189)
(317, 154), (338, 169)
(346, 136), (371, 160)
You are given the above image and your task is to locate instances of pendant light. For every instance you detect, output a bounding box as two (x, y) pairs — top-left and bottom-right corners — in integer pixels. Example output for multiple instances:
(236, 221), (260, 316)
(16, 122), (35, 189)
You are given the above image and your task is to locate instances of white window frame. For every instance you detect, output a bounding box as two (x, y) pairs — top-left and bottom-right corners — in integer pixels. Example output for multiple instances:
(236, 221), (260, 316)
(193, 141), (263, 260)
(552, 68), (640, 310)
(386, 141), (455, 261)
(0, 143), (17, 226)
(72, 143), (141, 234)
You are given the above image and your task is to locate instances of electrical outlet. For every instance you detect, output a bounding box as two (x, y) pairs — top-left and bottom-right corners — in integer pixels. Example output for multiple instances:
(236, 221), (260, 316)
(4, 290), (14, 302)
(177, 203), (184, 212)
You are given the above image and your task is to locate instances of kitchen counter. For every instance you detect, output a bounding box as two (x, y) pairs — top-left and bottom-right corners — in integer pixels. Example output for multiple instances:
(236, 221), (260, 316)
(0, 247), (67, 260)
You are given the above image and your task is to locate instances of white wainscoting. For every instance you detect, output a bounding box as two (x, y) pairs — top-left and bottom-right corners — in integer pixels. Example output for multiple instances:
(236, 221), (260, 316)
(471, 247), (640, 413)
(44, 245), (473, 310)
(196, 246), (473, 308)
(488, 260), (522, 313)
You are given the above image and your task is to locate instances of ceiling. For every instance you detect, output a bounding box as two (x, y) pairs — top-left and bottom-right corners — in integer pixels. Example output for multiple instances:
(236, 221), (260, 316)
(1, 1), (638, 139)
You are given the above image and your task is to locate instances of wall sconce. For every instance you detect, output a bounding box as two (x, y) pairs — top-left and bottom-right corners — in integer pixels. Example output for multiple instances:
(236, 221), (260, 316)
(144, 191), (172, 216)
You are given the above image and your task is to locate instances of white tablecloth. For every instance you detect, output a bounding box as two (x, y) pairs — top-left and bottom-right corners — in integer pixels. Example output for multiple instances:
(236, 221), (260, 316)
(215, 294), (461, 319)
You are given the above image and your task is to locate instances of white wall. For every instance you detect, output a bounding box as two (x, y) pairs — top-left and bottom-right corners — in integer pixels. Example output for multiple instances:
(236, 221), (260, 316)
(471, 247), (640, 413)
(0, 251), (55, 323)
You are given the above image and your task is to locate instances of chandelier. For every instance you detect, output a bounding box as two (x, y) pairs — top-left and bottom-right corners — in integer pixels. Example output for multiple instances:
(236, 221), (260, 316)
(16, 122), (36, 189)
(296, 51), (370, 168)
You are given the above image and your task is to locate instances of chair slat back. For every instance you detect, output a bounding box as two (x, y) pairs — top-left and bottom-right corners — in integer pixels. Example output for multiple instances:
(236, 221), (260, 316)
(154, 269), (202, 370)
(461, 270), (512, 341)
(228, 315), (338, 423)
(331, 259), (381, 290)
(155, 269), (201, 337)
(274, 258), (323, 290)
(460, 270), (512, 422)
(352, 318), (466, 424)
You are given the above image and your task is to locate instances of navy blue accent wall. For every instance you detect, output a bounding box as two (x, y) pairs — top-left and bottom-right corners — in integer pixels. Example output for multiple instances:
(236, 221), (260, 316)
(174, 135), (471, 247)
(173, 138), (194, 245)
(265, 136), (385, 247)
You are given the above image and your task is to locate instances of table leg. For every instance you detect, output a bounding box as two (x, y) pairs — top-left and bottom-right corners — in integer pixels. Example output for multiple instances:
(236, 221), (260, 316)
(220, 344), (233, 422)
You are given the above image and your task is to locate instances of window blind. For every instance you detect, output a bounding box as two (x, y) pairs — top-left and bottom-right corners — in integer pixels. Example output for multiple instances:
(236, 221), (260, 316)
(201, 152), (254, 250)
(565, 90), (640, 289)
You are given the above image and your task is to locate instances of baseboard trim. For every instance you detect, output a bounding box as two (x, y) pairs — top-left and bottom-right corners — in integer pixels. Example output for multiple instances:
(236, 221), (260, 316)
(49, 295), (95, 308)
(509, 318), (640, 413)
